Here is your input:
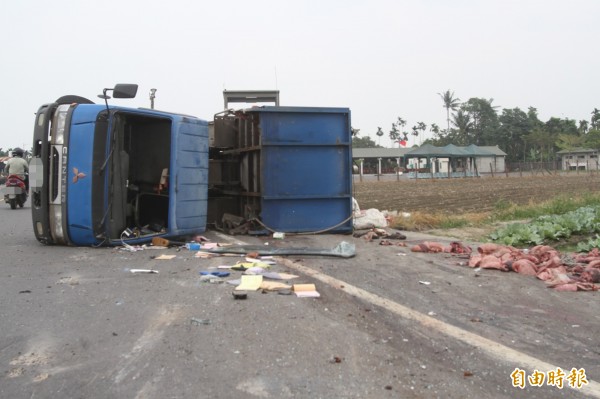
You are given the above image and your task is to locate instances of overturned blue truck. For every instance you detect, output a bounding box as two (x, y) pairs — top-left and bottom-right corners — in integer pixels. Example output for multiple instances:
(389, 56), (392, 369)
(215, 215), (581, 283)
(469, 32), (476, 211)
(30, 85), (353, 246)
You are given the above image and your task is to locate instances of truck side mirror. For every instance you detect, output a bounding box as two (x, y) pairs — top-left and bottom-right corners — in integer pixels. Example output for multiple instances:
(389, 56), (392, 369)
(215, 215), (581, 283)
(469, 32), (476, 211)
(113, 84), (138, 99)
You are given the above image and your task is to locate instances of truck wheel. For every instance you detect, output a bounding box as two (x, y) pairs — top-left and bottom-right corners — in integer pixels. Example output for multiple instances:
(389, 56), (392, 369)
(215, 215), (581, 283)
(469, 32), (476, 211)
(10, 199), (16, 209)
(19, 201), (24, 208)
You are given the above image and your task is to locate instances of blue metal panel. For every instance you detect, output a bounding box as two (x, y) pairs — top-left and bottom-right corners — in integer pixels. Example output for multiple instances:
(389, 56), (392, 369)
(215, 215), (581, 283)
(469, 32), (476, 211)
(66, 105), (105, 245)
(256, 107), (353, 233)
(170, 117), (209, 233)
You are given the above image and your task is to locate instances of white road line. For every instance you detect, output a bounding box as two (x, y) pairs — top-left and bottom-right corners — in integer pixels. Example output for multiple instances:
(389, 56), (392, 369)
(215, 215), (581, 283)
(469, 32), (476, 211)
(277, 257), (600, 398)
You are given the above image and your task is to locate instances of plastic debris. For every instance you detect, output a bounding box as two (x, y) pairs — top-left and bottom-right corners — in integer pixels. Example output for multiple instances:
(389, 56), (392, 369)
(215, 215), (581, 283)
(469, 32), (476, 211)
(200, 271), (230, 278)
(190, 318), (211, 325)
(130, 269), (159, 274)
(186, 243), (201, 251)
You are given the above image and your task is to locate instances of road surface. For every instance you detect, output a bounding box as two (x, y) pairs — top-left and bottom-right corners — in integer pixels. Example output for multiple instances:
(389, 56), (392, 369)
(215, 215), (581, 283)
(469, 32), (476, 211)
(0, 201), (598, 398)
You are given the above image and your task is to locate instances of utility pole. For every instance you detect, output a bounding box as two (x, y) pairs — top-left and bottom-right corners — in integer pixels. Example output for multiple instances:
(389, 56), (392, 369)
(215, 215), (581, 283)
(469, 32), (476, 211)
(149, 88), (157, 109)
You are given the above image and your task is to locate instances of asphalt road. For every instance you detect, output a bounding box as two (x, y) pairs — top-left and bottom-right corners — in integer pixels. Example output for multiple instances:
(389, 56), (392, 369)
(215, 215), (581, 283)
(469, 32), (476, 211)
(1, 200), (598, 399)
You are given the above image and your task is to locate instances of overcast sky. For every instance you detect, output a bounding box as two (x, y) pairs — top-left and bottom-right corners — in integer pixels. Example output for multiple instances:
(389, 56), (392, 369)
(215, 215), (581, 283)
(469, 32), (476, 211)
(1, 0), (598, 150)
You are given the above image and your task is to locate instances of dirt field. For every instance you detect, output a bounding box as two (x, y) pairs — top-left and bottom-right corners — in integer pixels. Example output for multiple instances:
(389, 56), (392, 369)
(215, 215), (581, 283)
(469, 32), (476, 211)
(353, 173), (600, 214)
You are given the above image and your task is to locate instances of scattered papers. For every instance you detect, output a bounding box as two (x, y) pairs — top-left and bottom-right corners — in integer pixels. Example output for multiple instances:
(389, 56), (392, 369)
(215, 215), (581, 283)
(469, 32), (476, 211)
(235, 275), (263, 291)
(154, 254), (176, 260)
(262, 272), (299, 280)
(195, 251), (216, 259)
(260, 281), (292, 291)
(244, 257), (277, 265)
(244, 267), (266, 275)
(293, 283), (320, 298)
(130, 269), (158, 274)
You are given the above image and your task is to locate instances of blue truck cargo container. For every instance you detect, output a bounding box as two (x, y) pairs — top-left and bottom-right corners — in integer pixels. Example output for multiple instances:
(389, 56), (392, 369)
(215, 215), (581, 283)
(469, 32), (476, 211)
(210, 106), (353, 233)
(31, 85), (209, 246)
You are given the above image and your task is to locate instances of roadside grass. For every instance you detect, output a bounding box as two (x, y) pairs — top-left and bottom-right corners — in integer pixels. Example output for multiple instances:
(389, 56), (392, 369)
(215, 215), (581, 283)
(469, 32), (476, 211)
(389, 192), (600, 232)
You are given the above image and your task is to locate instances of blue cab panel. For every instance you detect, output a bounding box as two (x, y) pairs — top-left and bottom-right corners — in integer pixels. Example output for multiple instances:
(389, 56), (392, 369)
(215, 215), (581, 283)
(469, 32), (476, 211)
(33, 102), (208, 246)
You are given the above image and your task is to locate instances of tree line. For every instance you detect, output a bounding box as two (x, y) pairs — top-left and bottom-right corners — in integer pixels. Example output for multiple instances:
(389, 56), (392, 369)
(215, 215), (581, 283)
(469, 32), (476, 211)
(352, 90), (600, 163)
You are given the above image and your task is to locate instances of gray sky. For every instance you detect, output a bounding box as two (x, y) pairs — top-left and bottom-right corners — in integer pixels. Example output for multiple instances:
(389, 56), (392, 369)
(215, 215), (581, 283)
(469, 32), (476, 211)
(1, 0), (598, 150)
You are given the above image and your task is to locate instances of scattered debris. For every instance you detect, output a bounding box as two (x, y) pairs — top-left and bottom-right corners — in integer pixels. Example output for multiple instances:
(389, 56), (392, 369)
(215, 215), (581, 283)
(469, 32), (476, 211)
(273, 232), (285, 239)
(206, 241), (355, 258)
(232, 291), (248, 300)
(260, 281), (292, 291)
(186, 243), (201, 251)
(151, 237), (185, 247)
(354, 207), (388, 229)
(200, 271), (230, 278)
(293, 283), (320, 298)
(235, 275), (263, 291)
(330, 356), (343, 364)
(199, 275), (224, 283)
(153, 254), (176, 260)
(18, 290), (31, 294)
(418, 281), (431, 285)
(190, 318), (211, 325)
(354, 227), (407, 244)
(410, 241), (472, 254)
(130, 269), (159, 274)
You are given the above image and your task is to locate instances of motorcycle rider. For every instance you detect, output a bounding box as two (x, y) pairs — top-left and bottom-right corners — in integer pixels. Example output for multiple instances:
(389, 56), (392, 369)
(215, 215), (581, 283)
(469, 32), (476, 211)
(5, 148), (29, 190)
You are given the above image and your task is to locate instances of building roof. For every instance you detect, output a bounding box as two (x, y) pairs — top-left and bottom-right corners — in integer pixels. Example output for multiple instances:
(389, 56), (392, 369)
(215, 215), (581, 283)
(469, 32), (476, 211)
(352, 147), (411, 158)
(352, 144), (507, 158)
(556, 147), (598, 154)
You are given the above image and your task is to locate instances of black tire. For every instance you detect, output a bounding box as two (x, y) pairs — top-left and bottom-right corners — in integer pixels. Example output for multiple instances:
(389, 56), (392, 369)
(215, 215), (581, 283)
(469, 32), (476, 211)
(18, 201), (24, 208)
(9, 199), (16, 209)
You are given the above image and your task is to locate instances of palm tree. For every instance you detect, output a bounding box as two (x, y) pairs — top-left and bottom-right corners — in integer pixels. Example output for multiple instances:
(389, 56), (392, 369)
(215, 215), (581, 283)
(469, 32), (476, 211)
(591, 108), (600, 130)
(416, 122), (427, 145)
(578, 120), (589, 134)
(389, 123), (400, 147)
(438, 90), (461, 132)
(452, 110), (472, 145)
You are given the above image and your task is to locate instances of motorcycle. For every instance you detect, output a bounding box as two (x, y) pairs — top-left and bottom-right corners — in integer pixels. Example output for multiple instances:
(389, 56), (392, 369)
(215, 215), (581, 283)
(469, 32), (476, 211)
(3, 174), (28, 209)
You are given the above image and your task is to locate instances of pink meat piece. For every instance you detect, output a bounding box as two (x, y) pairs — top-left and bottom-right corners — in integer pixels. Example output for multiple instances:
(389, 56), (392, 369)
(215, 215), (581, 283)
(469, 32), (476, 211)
(500, 252), (515, 264)
(580, 270), (600, 283)
(477, 243), (502, 255)
(468, 254), (482, 267)
(551, 282), (598, 291)
(512, 259), (538, 276)
(540, 255), (562, 269)
(530, 245), (555, 257)
(446, 241), (472, 254)
(552, 283), (579, 292)
(479, 255), (507, 271)
(411, 241), (445, 253)
(537, 266), (568, 282)
(587, 259), (600, 268)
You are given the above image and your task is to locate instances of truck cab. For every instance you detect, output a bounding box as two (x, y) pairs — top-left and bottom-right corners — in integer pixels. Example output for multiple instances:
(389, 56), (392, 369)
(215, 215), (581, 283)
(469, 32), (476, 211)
(30, 85), (209, 246)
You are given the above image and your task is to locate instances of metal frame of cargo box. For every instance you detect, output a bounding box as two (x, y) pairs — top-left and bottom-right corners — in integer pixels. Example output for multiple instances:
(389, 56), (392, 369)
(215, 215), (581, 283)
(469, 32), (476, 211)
(208, 106), (353, 234)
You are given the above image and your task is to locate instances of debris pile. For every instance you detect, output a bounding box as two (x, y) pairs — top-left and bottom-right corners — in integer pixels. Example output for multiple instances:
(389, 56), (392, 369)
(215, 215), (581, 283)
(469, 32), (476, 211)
(354, 228), (407, 245)
(120, 234), (332, 299)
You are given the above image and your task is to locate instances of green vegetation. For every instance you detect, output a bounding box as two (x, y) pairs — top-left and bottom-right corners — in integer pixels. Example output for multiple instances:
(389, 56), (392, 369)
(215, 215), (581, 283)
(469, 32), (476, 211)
(489, 206), (600, 247)
(390, 193), (600, 251)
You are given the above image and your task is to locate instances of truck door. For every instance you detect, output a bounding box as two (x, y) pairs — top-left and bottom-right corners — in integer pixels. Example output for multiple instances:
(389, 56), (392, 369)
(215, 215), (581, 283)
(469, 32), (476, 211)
(170, 117), (209, 236)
